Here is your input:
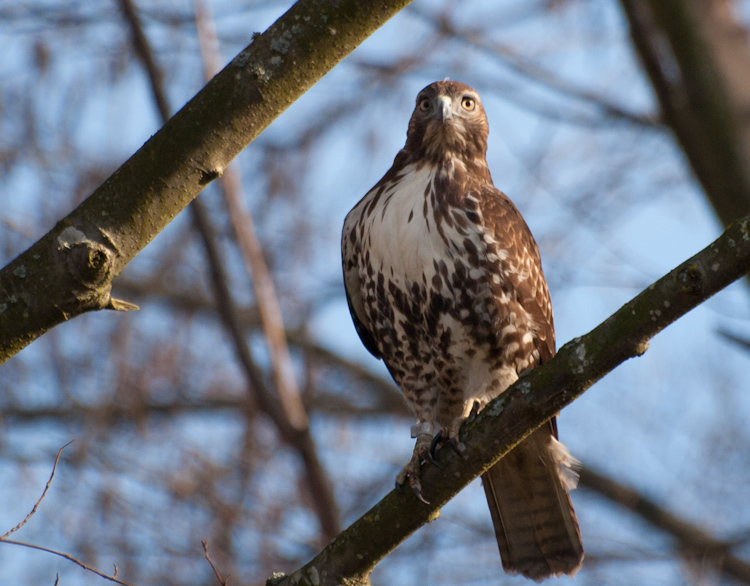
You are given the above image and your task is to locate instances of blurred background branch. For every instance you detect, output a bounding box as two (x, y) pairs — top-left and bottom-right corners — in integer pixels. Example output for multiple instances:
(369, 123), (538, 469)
(579, 466), (750, 584)
(118, 0), (339, 541)
(621, 0), (750, 228)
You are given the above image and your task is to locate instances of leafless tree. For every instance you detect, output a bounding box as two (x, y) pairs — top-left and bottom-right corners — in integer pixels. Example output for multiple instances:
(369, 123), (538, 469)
(1, 1), (750, 585)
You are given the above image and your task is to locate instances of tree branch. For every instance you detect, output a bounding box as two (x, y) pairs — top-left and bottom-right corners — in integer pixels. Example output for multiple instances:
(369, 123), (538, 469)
(267, 214), (750, 585)
(1, 442), (72, 540)
(202, 540), (231, 586)
(0, 0), (414, 363)
(190, 187), (342, 540)
(1, 539), (136, 586)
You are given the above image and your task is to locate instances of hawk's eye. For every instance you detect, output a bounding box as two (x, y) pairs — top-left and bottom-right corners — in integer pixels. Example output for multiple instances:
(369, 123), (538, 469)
(418, 98), (431, 112)
(461, 97), (476, 111)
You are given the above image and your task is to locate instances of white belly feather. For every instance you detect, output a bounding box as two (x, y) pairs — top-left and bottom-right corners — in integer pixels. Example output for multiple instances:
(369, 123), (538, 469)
(346, 163), (520, 411)
(363, 164), (446, 286)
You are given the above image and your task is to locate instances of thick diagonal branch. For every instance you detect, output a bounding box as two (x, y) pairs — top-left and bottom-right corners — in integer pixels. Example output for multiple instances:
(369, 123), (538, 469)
(269, 215), (750, 585)
(0, 0), (414, 363)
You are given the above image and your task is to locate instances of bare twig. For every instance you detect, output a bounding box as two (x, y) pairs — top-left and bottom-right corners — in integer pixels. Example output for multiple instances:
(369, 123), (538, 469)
(0, 397), (254, 423)
(117, 0), (170, 121)
(0, 442), (137, 586)
(718, 328), (750, 352)
(1, 539), (136, 586)
(202, 540), (231, 586)
(1, 441), (73, 539)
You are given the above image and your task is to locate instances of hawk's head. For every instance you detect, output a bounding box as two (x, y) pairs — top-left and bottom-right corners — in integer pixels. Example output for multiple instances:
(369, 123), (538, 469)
(404, 81), (489, 165)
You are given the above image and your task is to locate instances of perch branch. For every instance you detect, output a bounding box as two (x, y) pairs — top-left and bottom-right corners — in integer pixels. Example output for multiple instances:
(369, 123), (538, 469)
(268, 214), (750, 585)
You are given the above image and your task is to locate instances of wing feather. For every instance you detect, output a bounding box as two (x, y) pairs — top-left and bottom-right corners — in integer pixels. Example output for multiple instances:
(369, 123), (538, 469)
(476, 185), (556, 363)
(342, 191), (381, 359)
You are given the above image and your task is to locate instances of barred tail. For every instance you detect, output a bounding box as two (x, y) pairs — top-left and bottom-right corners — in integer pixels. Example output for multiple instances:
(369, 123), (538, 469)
(481, 424), (584, 581)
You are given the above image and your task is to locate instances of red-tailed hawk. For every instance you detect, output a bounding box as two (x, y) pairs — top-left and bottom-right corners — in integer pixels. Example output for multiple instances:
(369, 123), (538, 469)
(341, 81), (583, 580)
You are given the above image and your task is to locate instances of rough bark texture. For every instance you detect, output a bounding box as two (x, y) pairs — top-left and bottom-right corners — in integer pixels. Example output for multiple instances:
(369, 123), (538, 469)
(0, 0), (413, 363)
(268, 212), (750, 586)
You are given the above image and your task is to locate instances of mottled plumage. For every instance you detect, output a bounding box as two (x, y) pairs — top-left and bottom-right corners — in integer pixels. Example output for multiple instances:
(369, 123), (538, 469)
(342, 81), (583, 580)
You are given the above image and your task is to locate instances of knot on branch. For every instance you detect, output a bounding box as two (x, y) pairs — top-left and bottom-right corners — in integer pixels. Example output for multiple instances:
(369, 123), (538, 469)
(66, 243), (110, 288)
(198, 167), (222, 185)
(56, 226), (117, 312)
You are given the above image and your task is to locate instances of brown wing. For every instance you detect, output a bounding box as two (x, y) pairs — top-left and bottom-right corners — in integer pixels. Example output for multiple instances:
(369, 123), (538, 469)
(476, 186), (583, 579)
(344, 286), (380, 359)
(476, 185), (555, 364)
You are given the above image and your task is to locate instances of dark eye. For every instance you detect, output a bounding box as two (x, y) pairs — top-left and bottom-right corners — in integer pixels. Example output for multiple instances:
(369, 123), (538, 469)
(418, 97), (431, 112)
(461, 97), (476, 111)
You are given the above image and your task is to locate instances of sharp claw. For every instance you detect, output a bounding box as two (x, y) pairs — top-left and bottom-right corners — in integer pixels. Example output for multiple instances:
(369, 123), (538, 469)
(396, 426), (448, 505)
(396, 457), (432, 504)
(429, 431), (444, 460)
(412, 487), (430, 505)
(430, 428), (464, 461)
(409, 477), (430, 505)
(420, 446), (443, 469)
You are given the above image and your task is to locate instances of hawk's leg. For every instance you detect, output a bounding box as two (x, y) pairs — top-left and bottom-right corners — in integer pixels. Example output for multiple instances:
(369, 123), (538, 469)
(395, 421), (441, 504)
(430, 399), (484, 459)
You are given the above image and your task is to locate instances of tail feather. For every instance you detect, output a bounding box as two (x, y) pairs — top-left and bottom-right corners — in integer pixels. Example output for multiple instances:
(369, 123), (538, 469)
(481, 423), (584, 581)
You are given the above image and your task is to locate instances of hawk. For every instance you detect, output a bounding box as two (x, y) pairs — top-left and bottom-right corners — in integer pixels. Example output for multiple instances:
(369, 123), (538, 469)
(341, 81), (583, 580)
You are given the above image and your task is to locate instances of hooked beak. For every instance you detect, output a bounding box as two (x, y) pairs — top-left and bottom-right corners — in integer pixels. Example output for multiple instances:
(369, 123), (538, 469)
(437, 95), (453, 122)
